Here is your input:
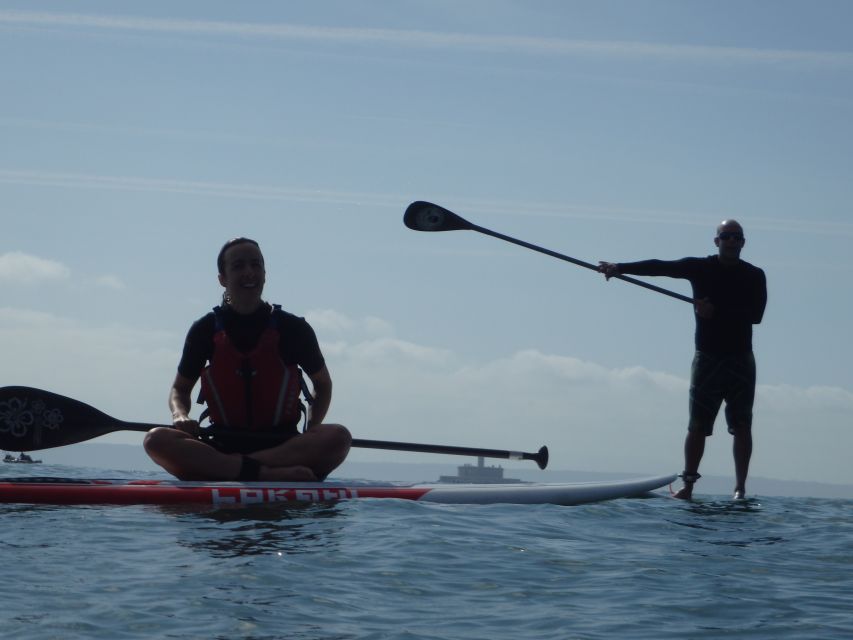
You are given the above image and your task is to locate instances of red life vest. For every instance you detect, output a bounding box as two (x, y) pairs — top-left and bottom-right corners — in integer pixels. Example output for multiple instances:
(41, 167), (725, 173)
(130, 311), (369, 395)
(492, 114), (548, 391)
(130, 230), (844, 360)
(199, 306), (304, 431)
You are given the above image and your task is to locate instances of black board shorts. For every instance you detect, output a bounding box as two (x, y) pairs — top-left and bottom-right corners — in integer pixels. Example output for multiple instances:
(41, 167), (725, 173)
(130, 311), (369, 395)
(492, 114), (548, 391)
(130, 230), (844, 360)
(200, 428), (300, 455)
(688, 351), (756, 436)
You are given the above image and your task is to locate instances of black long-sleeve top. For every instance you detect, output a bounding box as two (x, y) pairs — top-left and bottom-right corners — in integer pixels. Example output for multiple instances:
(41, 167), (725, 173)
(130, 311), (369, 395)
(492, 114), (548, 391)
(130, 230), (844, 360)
(617, 256), (767, 355)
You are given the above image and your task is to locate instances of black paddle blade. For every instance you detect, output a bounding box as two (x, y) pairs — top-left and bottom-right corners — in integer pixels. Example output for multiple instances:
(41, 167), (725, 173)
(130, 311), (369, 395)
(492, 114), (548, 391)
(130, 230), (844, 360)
(404, 201), (474, 232)
(533, 446), (549, 470)
(0, 386), (135, 452)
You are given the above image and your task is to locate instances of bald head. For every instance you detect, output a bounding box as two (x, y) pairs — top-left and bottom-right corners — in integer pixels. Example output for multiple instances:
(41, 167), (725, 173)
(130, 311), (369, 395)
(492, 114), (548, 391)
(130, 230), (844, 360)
(715, 219), (745, 264)
(717, 219), (743, 236)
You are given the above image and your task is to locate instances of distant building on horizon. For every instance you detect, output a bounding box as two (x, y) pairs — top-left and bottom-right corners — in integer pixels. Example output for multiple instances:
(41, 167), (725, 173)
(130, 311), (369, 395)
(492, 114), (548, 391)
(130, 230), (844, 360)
(438, 457), (522, 484)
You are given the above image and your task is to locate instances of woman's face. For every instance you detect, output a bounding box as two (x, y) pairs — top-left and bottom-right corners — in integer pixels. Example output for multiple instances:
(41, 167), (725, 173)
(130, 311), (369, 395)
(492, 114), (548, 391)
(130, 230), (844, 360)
(218, 242), (266, 311)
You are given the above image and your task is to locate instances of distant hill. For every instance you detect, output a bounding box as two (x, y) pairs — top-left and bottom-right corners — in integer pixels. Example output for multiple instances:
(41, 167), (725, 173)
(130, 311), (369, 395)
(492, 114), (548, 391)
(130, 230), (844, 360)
(7, 443), (851, 500)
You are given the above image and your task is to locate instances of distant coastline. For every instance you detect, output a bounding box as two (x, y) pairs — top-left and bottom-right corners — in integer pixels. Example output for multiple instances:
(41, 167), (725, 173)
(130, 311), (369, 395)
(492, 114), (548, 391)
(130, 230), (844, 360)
(7, 442), (851, 500)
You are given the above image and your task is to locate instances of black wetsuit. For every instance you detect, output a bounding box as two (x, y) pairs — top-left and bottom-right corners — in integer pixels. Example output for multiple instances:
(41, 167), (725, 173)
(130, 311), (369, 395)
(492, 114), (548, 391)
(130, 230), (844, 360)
(617, 256), (767, 433)
(616, 256), (766, 356)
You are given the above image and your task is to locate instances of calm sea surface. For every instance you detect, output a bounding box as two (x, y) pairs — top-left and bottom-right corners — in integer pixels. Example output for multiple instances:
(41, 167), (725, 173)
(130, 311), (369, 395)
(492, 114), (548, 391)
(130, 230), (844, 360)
(1, 465), (851, 640)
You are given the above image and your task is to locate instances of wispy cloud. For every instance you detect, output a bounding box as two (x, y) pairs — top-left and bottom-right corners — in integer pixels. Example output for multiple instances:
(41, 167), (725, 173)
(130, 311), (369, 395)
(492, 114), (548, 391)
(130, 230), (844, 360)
(1, 10), (851, 67)
(0, 116), (288, 147)
(95, 275), (126, 291)
(2, 169), (852, 239)
(306, 310), (395, 339)
(451, 196), (853, 238)
(0, 251), (70, 285)
(0, 169), (404, 208)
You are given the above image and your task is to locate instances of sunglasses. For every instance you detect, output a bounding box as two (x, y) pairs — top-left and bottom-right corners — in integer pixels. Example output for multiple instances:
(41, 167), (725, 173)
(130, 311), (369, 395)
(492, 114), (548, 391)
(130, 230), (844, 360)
(717, 232), (744, 241)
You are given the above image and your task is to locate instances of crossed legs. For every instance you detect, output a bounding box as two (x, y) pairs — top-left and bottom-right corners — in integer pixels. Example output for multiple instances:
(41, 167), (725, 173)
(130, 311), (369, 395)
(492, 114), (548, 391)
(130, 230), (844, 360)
(144, 424), (351, 482)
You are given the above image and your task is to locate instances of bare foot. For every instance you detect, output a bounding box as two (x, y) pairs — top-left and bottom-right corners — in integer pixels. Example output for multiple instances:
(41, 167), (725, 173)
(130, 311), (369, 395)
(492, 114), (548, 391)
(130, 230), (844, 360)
(733, 488), (746, 500)
(673, 485), (694, 500)
(260, 465), (318, 482)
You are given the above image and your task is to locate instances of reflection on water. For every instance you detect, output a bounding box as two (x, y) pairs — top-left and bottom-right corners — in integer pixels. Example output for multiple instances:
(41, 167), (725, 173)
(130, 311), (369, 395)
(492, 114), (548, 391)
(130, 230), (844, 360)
(153, 501), (350, 558)
(663, 497), (794, 550)
(685, 496), (763, 516)
(667, 497), (762, 528)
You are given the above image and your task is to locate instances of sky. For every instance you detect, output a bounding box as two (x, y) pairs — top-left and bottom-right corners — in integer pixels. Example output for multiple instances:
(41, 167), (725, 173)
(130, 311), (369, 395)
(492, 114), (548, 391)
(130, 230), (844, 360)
(1, 1), (852, 487)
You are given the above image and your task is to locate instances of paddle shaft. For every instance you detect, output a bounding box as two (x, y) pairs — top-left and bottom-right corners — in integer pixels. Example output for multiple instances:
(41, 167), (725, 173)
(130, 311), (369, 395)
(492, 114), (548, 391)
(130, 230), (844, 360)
(469, 222), (694, 304)
(404, 201), (693, 304)
(351, 438), (548, 469)
(203, 427), (548, 469)
(116, 422), (549, 468)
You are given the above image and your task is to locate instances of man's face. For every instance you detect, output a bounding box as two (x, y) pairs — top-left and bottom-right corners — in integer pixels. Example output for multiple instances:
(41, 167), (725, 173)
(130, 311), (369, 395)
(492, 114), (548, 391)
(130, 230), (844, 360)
(715, 222), (745, 261)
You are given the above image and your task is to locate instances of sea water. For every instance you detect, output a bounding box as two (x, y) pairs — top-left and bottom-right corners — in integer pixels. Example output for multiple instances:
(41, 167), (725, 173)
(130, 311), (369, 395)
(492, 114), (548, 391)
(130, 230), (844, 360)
(0, 465), (850, 640)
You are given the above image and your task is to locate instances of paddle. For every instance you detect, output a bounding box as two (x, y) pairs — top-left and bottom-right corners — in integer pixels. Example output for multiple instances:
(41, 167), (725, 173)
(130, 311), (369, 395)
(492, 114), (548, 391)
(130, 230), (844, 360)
(0, 386), (548, 469)
(404, 201), (694, 304)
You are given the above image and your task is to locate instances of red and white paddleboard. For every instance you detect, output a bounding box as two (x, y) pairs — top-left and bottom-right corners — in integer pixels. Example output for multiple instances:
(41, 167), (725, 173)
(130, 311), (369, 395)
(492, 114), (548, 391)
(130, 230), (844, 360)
(0, 474), (677, 507)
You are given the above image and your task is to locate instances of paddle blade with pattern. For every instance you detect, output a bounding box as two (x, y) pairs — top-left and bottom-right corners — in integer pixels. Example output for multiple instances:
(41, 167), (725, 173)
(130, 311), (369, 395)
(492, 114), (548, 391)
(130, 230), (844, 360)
(0, 386), (152, 452)
(403, 201), (476, 232)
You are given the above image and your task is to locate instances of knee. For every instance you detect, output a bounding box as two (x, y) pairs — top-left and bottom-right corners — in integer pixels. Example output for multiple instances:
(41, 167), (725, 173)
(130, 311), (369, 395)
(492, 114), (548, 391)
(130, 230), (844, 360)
(732, 428), (752, 442)
(727, 417), (752, 436)
(688, 420), (712, 437)
(329, 424), (352, 451)
(143, 426), (176, 455)
(314, 423), (351, 457)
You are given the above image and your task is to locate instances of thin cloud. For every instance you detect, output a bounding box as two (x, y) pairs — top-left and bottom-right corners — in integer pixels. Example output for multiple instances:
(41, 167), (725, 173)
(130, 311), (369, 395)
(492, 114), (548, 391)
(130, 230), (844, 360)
(450, 196), (853, 238)
(1, 10), (851, 67)
(2, 169), (851, 239)
(0, 116), (287, 147)
(0, 169), (402, 208)
(0, 251), (70, 285)
(0, 306), (178, 419)
(306, 310), (394, 339)
(95, 275), (126, 290)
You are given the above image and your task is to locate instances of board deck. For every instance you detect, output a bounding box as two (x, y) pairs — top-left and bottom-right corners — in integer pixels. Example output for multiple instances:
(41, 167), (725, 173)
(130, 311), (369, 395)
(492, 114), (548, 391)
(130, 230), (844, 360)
(0, 474), (677, 506)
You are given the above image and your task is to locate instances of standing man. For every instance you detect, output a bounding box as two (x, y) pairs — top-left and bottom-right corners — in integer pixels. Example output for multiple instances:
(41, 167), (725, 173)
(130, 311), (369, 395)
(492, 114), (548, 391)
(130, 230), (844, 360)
(599, 220), (767, 500)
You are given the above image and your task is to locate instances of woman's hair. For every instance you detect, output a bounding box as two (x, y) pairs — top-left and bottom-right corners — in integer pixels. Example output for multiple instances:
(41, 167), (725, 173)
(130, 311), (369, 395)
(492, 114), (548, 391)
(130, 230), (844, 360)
(216, 237), (260, 275)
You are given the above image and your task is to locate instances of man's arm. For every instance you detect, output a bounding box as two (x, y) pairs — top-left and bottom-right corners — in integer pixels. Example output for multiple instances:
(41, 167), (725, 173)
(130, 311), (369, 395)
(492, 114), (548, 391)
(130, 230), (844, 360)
(752, 268), (767, 324)
(599, 258), (697, 280)
(306, 365), (332, 428)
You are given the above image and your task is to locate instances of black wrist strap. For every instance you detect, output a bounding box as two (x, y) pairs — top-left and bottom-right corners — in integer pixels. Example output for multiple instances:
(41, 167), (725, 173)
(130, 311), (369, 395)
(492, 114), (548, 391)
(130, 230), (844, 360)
(237, 456), (261, 481)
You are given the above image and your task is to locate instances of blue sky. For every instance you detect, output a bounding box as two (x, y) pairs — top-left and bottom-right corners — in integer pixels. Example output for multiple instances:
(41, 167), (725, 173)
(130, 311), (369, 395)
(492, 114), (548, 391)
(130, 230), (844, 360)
(1, 1), (851, 486)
